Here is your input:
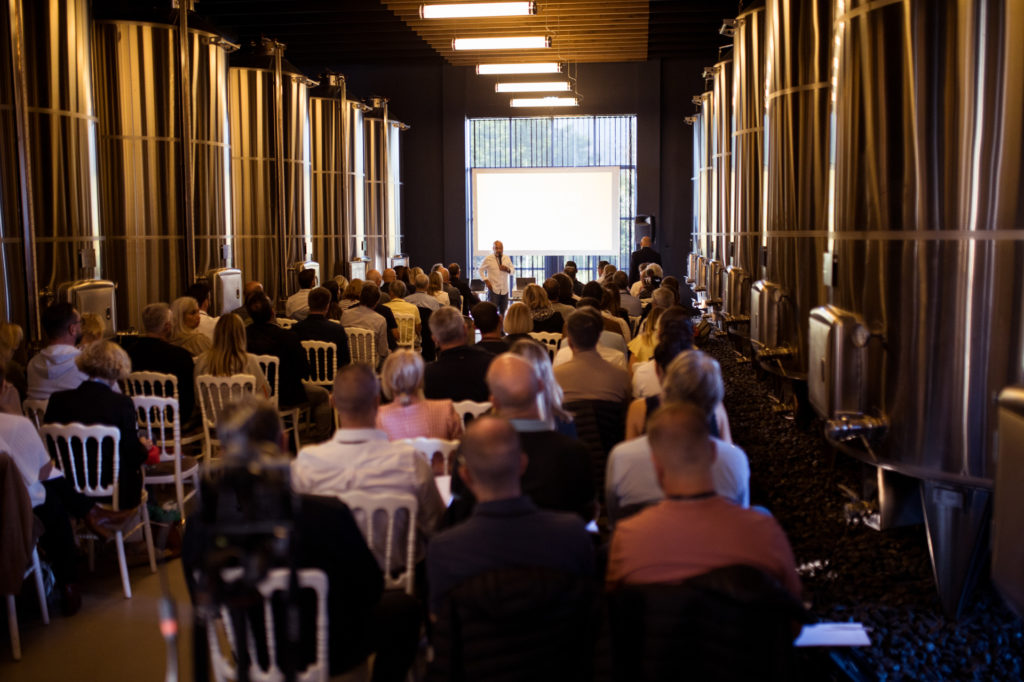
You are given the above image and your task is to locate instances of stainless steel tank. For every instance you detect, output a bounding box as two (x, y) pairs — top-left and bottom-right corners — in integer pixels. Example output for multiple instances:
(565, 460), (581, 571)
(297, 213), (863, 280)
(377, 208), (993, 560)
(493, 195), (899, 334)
(0, 0), (104, 340)
(229, 38), (315, 304)
(814, 0), (1024, 616)
(92, 7), (236, 330)
(697, 90), (714, 268)
(364, 97), (408, 271)
(685, 109), (702, 283)
(309, 73), (369, 280)
(710, 49), (732, 267)
(722, 3), (765, 332)
(0, 1), (26, 327)
(755, 0), (832, 375)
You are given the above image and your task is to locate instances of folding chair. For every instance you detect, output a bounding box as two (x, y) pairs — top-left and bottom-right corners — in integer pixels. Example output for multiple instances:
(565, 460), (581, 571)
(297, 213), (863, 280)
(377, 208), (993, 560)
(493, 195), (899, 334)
(345, 327), (376, 368)
(125, 370), (205, 457)
(133, 395), (200, 520)
(300, 341), (339, 390)
(452, 400), (491, 428)
(528, 332), (562, 361)
(196, 374), (258, 459)
(254, 355), (302, 452)
(393, 313), (417, 349)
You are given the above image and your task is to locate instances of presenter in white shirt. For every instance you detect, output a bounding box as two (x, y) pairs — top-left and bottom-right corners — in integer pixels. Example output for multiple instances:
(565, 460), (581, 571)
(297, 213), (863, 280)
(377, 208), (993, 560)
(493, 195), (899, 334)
(478, 240), (514, 315)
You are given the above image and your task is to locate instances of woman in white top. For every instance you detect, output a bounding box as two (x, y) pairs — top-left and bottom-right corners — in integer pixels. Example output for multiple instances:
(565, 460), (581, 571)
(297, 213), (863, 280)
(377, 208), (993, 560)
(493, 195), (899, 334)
(193, 314), (270, 398)
(428, 271), (451, 306)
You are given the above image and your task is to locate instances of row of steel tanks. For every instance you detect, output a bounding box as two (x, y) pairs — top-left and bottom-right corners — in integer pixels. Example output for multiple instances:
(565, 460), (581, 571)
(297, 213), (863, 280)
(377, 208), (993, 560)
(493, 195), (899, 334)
(0, 0), (406, 336)
(687, 0), (1024, 617)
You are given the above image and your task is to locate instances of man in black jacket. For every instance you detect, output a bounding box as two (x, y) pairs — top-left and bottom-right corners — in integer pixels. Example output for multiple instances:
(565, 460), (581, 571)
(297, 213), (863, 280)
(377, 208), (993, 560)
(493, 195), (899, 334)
(125, 302), (198, 424)
(628, 235), (663, 285)
(447, 262), (480, 315)
(291, 286), (352, 367)
(423, 306), (494, 402)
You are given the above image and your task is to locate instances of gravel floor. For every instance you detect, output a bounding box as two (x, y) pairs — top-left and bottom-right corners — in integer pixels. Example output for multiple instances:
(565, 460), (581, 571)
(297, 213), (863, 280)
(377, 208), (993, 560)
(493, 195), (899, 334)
(704, 335), (1024, 681)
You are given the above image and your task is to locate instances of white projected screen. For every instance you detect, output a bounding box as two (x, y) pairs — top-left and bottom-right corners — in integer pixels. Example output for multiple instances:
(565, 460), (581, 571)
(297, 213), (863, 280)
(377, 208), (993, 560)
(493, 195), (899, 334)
(472, 167), (620, 256)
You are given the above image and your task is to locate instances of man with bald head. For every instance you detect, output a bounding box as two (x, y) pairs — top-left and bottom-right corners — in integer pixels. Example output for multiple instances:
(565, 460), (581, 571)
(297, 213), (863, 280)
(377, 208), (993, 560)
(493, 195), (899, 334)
(606, 402), (801, 598)
(478, 240), (514, 315)
(427, 416), (595, 615)
(628, 234), (662, 285)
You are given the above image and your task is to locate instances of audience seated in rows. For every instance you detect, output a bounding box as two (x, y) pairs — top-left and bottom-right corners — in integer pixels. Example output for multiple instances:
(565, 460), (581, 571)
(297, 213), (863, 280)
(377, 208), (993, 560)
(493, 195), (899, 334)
(545, 276), (577, 320)
(127, 302), (199, 423)
(521, 283), (565, 334)
(508, 339), (575, 435)
(229, 280), (263, 325)
(614, 270), (643, 318)
(554, 307), (632, 405)
(383, 281), (421, 333)
(631, 347), (732, 442)
(169, 296), (212, 357)
(447, 262), (479, 315)
(377, 350), (463, 441)
(291, 286), (352, 367)
(562, 260), (585, 297)
(194, 314), (271, 398)
(291, 364), (444, 566)
(406, 273), (441, 311)
(606, 403), (800, 599)
(26, 302), (89, 401)
(630, 304), (694, 400)
(285, 267), (317, 321)
(501, 302), (534, 345)
(341, 283), (391, 365)
(427, 271), (451, 307)
(186, 281), (218, 340)
(470, 301), (509, 355)
(424, 307), (493, 403)
(629, 288), (675, 365)
(434, 264), (461, 312)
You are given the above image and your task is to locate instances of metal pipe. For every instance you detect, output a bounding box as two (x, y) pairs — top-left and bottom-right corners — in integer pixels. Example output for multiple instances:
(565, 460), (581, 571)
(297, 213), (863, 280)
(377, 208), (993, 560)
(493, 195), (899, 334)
(176, 0), (196, 285)
(338, 75), (347, 266)
(272, 39), (288, 305)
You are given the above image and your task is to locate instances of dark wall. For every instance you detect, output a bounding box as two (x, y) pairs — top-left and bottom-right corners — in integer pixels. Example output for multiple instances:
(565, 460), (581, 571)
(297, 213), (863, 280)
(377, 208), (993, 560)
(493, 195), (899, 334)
(342, 57), (707, 278)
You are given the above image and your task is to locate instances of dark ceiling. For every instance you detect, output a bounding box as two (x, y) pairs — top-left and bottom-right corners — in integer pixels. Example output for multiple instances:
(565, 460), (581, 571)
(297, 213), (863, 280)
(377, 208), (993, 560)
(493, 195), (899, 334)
(194, 0), (741, 73)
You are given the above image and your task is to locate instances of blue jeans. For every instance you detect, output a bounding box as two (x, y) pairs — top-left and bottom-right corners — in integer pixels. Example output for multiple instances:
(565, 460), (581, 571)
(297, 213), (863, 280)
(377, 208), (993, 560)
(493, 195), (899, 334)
(488, 290), (509, 315)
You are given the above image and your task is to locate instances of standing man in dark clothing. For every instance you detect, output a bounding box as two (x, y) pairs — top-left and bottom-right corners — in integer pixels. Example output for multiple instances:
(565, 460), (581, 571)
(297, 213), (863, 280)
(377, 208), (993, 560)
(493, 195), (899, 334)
(563, 261), (584, 297)
(448, 262), (480, 315)
(628, 236), (663, 285)
(292, 287), (352, 367)
(125, 302), (198, 423)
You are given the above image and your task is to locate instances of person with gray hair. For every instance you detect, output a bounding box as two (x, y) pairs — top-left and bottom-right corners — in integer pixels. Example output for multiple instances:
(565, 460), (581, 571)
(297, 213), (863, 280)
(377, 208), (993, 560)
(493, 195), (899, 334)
(170, 295), (212, 357)
(405, 272), (441, 311)
(126, 301), (199, 422)
(423, 306), (494, 402)
(376, 350), (463, 442)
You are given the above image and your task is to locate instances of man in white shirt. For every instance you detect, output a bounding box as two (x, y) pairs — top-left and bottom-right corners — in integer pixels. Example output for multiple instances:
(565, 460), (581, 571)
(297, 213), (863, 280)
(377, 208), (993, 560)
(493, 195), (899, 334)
(285, 268), (317, 321)
(187, 282), (218, 340)
(478, 240), (514, 315)
(291, 364), (444, 565)
(26, 302), (89, 401)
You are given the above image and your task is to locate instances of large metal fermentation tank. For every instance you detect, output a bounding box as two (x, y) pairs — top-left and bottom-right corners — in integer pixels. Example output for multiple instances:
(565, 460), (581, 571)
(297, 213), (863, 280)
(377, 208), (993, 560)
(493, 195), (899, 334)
(309, 73), (368, 280)
(692, 89), (713, 293)
(721, 3), (765, 332)
(92, 7), (236, 330)
(685, 107), (702, 284)
(0, 1), (25, 326)
(364, 98), (407, 271)
(0, 0), (104, 339)
(229, 38), (314, 304)
(817, 0), (1024, 615)
(755, 0), (832, 375)
(705, 50), (732, 309)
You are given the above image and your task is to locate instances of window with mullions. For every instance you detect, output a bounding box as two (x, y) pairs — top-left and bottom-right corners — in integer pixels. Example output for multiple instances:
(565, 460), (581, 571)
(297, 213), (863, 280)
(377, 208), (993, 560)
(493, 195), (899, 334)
(466, 115), (638, 286)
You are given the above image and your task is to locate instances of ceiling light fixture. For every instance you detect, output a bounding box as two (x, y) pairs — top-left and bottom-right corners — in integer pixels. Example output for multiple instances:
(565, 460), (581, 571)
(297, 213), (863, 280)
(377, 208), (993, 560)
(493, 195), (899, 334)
(495, 81), (571, 92)
(476, 62), (561, 75)
(420, 2), (535, 19)
(510, 96), (578, 108)
(453, 36), (549, 50)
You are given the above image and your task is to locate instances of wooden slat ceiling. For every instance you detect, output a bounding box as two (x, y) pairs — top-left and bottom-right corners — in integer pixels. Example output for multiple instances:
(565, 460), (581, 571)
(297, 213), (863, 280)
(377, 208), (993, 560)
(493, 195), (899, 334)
(380, 0), (650, 65)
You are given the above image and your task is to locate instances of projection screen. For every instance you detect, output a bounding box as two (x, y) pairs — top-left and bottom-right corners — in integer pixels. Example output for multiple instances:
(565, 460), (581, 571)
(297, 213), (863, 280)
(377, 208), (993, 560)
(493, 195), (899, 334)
(471, 167), (620, 256)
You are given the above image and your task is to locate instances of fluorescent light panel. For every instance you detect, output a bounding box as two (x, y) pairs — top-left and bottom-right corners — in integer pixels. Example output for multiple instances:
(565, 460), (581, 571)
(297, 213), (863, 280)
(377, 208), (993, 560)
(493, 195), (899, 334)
(510, 96), (578, 108)
(453, 36), (549, 50)
(421, 2), (534, 19)
(476, 62), (561, 74)
(496, 81), (570, 92)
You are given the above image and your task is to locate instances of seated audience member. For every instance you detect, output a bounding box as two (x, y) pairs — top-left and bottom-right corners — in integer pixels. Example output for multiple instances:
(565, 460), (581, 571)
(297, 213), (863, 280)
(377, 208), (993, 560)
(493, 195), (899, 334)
(563, 261), (585, 297)
(0, 410), (84, 614)
(194, 314), (271, 398)
(0, 321), (27, 400)
(424, 306), (494, 402)
(377, 350), (463, 441)
(170, 296), (212, 357)
(509, 339), (574, 434)
(614, 271), (643, 317)
(285, 267), (317, 321)
(246, 293), (332, 442)
(381, 268), (397, 293)
(182, 399), (420, 681)
(631, 348), (731, 442)
(545, 277), (576, 320)
(229, 281), (263, 325)
(78, 312), (105, 347)
(427, 416), (596, 615)
(427, 270), (451, 307)
(521, 283), (565, 334)
(27, 302), (89, 401)
(340, 279), (363, 312)
(292, 286), (352, 368)
(0, 363), (20, 414)
(599, 286), (632, 341)
(366, 269), (389, 304)
(631, 306), (694, 399)
(471, 301), (509, 355)
(291, 364), (444, 565)
(375, 294), (400, 352)
(384, 281), (420, 324)
(579, 285), (631, 341)
(187, 281), (218, 340)
(406, 273), (442, 311)
(435, 265), (461, 312)
(341, 283), (390, 366)
(126, 302), (199, 422)
(553, 308), (632, 405)
(606, 404), (800, 598)
(44, 341), (149, 509)
(501, 301), (534, 345)
(630, 288), (675, 363)
(447, 263), (479, 315)
(638, 263), (664, 300)
(601, 263), (619, 286)
(322, 279), (344, 320)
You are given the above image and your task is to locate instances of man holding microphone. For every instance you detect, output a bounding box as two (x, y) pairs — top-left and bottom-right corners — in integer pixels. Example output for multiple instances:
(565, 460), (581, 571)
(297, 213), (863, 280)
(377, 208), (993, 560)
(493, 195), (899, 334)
(479, 240), (514, 315)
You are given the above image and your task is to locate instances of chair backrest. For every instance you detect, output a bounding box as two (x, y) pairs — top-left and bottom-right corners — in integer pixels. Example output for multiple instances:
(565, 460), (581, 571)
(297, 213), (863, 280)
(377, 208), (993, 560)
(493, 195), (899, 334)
(338, 490), (417, 594)
(628, 315), (642, 336)
(452, 400), (491, 428)
(132, 395), (181, 464)
(399, 437), (460, 475)
(393, 313), (416, 348)
(208, 567), (329, 682)
(528, 332), (562, 360)
(253, 355), (280, 408)
(40, 423), (124, 509)
(124, 371), (179, 401)
(275, 317), (296, 330)
(565, 400), (626, 504)
(22, 399), (48, 431)
(196, 374), (258, 436)
(300, 340), (338, 388)
(345, 327), (376, 367)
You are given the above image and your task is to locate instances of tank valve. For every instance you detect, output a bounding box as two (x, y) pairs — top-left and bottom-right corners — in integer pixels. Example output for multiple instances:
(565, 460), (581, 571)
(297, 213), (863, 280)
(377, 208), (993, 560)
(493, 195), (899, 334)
(825, 414), (889, 443)
(756, 345), (795, 360)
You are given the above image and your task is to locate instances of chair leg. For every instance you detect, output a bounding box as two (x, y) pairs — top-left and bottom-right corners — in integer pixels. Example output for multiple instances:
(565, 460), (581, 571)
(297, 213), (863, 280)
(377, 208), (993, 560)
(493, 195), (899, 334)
(32, 549), (49, 626)
(115, 530), (132, 599)
(142, 504), (158, 573)
(7, 594), (20, 661)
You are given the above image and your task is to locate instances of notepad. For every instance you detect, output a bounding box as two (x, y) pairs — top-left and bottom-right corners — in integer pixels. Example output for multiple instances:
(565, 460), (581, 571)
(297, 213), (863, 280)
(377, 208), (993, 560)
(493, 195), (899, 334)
(794, 622), (871, 647)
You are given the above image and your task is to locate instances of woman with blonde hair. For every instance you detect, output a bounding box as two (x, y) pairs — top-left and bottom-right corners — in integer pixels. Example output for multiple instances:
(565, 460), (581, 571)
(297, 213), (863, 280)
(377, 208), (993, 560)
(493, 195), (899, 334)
(427, 271), (451, 306)
(194, 314), (270, 397)
(78, 312), (105, 347)
(340, 279), (363, 311)
(170, 296), (212, 356)
(502, 302), (534, 344)
(521, 283), (564, 334)
(376, 349), (462, 440)
(0, 321), (27, 401)
(509, 338), (574, 433)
